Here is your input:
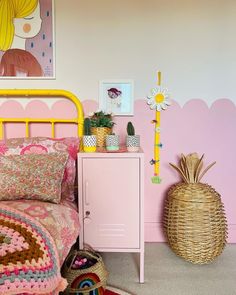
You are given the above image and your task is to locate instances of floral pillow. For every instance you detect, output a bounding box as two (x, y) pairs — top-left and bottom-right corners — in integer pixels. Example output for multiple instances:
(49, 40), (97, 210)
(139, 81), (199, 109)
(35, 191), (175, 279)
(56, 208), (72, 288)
(0, 153), (68, 203)
(0, 137), (80, 202)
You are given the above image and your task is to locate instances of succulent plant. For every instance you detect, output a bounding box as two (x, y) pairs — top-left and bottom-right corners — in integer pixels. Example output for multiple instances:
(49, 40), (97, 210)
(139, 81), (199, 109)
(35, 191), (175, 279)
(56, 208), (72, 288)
(89, 111), (115, 128)
(127, 122), (135, 136)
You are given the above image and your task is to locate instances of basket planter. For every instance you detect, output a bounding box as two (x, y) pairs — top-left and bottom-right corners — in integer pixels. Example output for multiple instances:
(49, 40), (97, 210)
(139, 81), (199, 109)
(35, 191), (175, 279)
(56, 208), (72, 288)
(163, 153), (228, 264)
(62, 249), (108, 294)
(91, 127), (112, 148)
(106, 135), (119, 151)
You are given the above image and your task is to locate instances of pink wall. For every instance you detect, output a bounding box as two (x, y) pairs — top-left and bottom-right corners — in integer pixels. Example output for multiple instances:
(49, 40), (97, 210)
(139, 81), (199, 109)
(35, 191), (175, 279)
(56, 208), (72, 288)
(84, 98), (236, 243)
(0, 98), (235, 242)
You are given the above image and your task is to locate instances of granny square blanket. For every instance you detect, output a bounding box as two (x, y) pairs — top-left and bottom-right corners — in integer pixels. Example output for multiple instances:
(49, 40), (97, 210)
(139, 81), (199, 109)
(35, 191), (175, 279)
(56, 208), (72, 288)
(0, 204), (67, 295)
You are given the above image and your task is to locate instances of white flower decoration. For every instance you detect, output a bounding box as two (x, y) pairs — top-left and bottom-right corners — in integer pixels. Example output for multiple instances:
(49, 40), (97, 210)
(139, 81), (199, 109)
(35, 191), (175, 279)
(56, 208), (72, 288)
(147, 86), (171, 111)
(88, 112), (94, 117)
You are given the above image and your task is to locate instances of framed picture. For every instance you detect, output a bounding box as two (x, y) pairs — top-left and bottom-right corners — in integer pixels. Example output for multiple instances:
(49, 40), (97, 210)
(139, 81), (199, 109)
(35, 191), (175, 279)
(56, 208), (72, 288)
(0, 0), (55, 79)
(99, 80), (134, 116)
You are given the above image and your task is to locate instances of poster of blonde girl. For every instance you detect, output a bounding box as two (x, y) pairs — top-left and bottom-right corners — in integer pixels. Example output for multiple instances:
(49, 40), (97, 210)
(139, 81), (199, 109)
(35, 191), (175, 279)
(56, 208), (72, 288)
(0, 0), (54, 78)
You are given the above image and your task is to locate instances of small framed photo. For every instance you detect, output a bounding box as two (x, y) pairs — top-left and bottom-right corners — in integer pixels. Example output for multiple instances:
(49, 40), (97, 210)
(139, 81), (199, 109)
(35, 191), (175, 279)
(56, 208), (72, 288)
(99, 80), (134, 116)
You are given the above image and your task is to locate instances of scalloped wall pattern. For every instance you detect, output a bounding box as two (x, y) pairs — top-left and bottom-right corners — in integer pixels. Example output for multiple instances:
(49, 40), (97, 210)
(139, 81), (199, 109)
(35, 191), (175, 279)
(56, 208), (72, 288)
(0, 98), (235, 242)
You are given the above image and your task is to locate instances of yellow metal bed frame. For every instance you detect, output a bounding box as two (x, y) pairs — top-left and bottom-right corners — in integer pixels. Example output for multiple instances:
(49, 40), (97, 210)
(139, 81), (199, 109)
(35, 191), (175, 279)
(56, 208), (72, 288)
(0, 89), (84, 139)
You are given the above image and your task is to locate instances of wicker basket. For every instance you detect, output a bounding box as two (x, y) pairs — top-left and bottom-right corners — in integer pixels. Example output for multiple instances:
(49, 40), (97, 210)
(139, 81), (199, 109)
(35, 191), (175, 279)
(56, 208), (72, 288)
(163, 153), (228, 264)
(61, 249), (108, 294)
(91, 127), (112, 148)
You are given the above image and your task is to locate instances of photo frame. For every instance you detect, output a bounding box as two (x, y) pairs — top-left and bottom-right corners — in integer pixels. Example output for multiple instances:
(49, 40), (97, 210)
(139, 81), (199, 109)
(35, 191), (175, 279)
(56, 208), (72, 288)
(0, 0), (55, 79)
(99, 80), (134, 116)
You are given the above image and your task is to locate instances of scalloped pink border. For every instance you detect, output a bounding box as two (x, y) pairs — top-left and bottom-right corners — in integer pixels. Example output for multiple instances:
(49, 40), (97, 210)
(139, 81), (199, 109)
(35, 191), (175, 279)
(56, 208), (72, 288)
(1, 98), (235, 242)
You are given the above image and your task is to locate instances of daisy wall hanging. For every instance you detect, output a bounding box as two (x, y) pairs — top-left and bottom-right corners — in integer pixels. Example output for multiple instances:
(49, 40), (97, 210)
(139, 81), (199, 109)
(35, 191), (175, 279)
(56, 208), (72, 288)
(147, 71), (171, 184)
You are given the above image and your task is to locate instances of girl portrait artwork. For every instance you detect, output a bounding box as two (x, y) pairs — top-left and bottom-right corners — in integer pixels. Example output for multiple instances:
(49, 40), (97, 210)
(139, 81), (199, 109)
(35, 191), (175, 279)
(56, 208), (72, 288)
(0, 0), (54, 78)
(107, 87), (122, 108)
(100, 80), (134, 115)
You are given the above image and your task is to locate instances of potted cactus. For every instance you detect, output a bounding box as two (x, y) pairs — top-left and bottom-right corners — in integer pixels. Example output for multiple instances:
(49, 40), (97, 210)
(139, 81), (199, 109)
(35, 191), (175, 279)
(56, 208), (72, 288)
(126, 122), (140, 152)
(106, 133), (120, 151)
(83, 118), (96, 152)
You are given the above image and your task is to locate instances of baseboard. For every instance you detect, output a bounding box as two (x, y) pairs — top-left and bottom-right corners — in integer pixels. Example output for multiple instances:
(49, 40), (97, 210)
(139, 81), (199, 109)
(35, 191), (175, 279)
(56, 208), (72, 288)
(145, 222), (236, 243)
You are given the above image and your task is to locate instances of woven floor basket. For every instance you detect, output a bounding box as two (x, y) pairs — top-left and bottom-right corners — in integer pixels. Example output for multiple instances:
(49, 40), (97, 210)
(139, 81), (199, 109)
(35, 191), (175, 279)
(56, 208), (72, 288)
(61, 249), (108, 294)
(91, 127), (112, 148)
(163, 183), (228, 264)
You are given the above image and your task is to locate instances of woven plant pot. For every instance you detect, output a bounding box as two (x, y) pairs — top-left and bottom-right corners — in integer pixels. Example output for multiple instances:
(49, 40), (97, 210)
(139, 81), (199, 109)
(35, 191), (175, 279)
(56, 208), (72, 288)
(62, 249), (108, 294)
(163, 153), (228, 264)
(91, 127), (112, 148)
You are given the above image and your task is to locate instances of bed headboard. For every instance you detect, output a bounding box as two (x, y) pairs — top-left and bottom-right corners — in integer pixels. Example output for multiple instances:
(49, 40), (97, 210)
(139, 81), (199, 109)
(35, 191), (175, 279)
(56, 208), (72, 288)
(0, 89), (84, 139)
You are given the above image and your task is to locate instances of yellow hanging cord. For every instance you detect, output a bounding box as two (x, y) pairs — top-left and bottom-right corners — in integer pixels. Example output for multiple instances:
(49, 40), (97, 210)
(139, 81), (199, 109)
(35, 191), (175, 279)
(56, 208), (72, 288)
(154, 71), (161, 176)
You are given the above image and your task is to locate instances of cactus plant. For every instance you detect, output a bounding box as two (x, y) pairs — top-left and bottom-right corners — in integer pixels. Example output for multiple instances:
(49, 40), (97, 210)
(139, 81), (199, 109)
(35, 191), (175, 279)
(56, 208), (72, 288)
(126, 122), (140, 152)
(83, 118), (96, 152)
(84, 118), (91, 136)
(127, 122), (135, 136)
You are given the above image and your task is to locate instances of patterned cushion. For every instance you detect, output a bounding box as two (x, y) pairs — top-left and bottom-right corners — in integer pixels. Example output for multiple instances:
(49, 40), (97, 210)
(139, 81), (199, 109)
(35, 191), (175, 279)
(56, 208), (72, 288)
(0, 153), (68, 203)
(0, 137), (80, 202)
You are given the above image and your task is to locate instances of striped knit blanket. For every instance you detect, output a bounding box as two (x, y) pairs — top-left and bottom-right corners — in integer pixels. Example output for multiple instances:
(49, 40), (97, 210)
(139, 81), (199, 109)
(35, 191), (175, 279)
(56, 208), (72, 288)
(0, 204), (67, 295)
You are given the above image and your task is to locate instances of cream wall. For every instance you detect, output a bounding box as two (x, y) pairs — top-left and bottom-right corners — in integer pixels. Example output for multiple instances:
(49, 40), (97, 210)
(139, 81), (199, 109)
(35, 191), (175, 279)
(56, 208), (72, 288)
(0, 0), (235, 106)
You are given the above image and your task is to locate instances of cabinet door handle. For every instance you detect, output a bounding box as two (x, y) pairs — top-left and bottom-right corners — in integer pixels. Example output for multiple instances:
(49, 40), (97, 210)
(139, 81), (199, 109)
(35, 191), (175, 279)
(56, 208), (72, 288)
(85, 180), (89, 205)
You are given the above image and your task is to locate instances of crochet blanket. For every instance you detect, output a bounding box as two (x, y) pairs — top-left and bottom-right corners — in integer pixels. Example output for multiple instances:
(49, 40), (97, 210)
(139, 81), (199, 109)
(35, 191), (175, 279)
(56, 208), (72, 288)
(0, 204), (67, 295)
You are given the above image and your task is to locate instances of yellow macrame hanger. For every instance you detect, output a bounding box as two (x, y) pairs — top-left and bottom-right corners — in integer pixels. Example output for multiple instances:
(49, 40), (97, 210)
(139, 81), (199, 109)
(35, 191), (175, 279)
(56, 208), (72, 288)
(146, 71), (171, 184)
(153, 72), (161, 183)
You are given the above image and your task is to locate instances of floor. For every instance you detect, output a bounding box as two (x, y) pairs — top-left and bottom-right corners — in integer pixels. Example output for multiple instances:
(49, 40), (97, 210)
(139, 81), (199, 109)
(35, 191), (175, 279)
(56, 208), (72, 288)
(102, 243), (236, 295)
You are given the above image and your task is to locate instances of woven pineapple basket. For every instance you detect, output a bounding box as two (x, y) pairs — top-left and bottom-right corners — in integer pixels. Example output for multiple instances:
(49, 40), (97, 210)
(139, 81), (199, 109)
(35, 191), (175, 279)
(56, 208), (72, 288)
(61, 249), (108, 294)
(163, 153), (228, 264)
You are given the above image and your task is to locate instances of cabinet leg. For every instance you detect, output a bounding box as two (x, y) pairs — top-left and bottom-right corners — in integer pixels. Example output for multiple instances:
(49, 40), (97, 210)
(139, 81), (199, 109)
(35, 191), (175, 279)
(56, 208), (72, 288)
(139, 250), (144, 283)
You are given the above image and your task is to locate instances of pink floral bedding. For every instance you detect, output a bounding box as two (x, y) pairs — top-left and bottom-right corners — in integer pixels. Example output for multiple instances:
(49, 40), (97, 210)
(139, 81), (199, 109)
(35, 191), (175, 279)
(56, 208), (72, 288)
(1, 199), (80, 266)
(0, 137), (80, 294)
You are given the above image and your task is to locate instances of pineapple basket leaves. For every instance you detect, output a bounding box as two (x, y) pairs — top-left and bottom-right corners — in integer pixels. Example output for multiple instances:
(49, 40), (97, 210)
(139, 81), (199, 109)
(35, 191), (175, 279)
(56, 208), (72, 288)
(169, 153), (216, 185)
(163, 153), (228, 264)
